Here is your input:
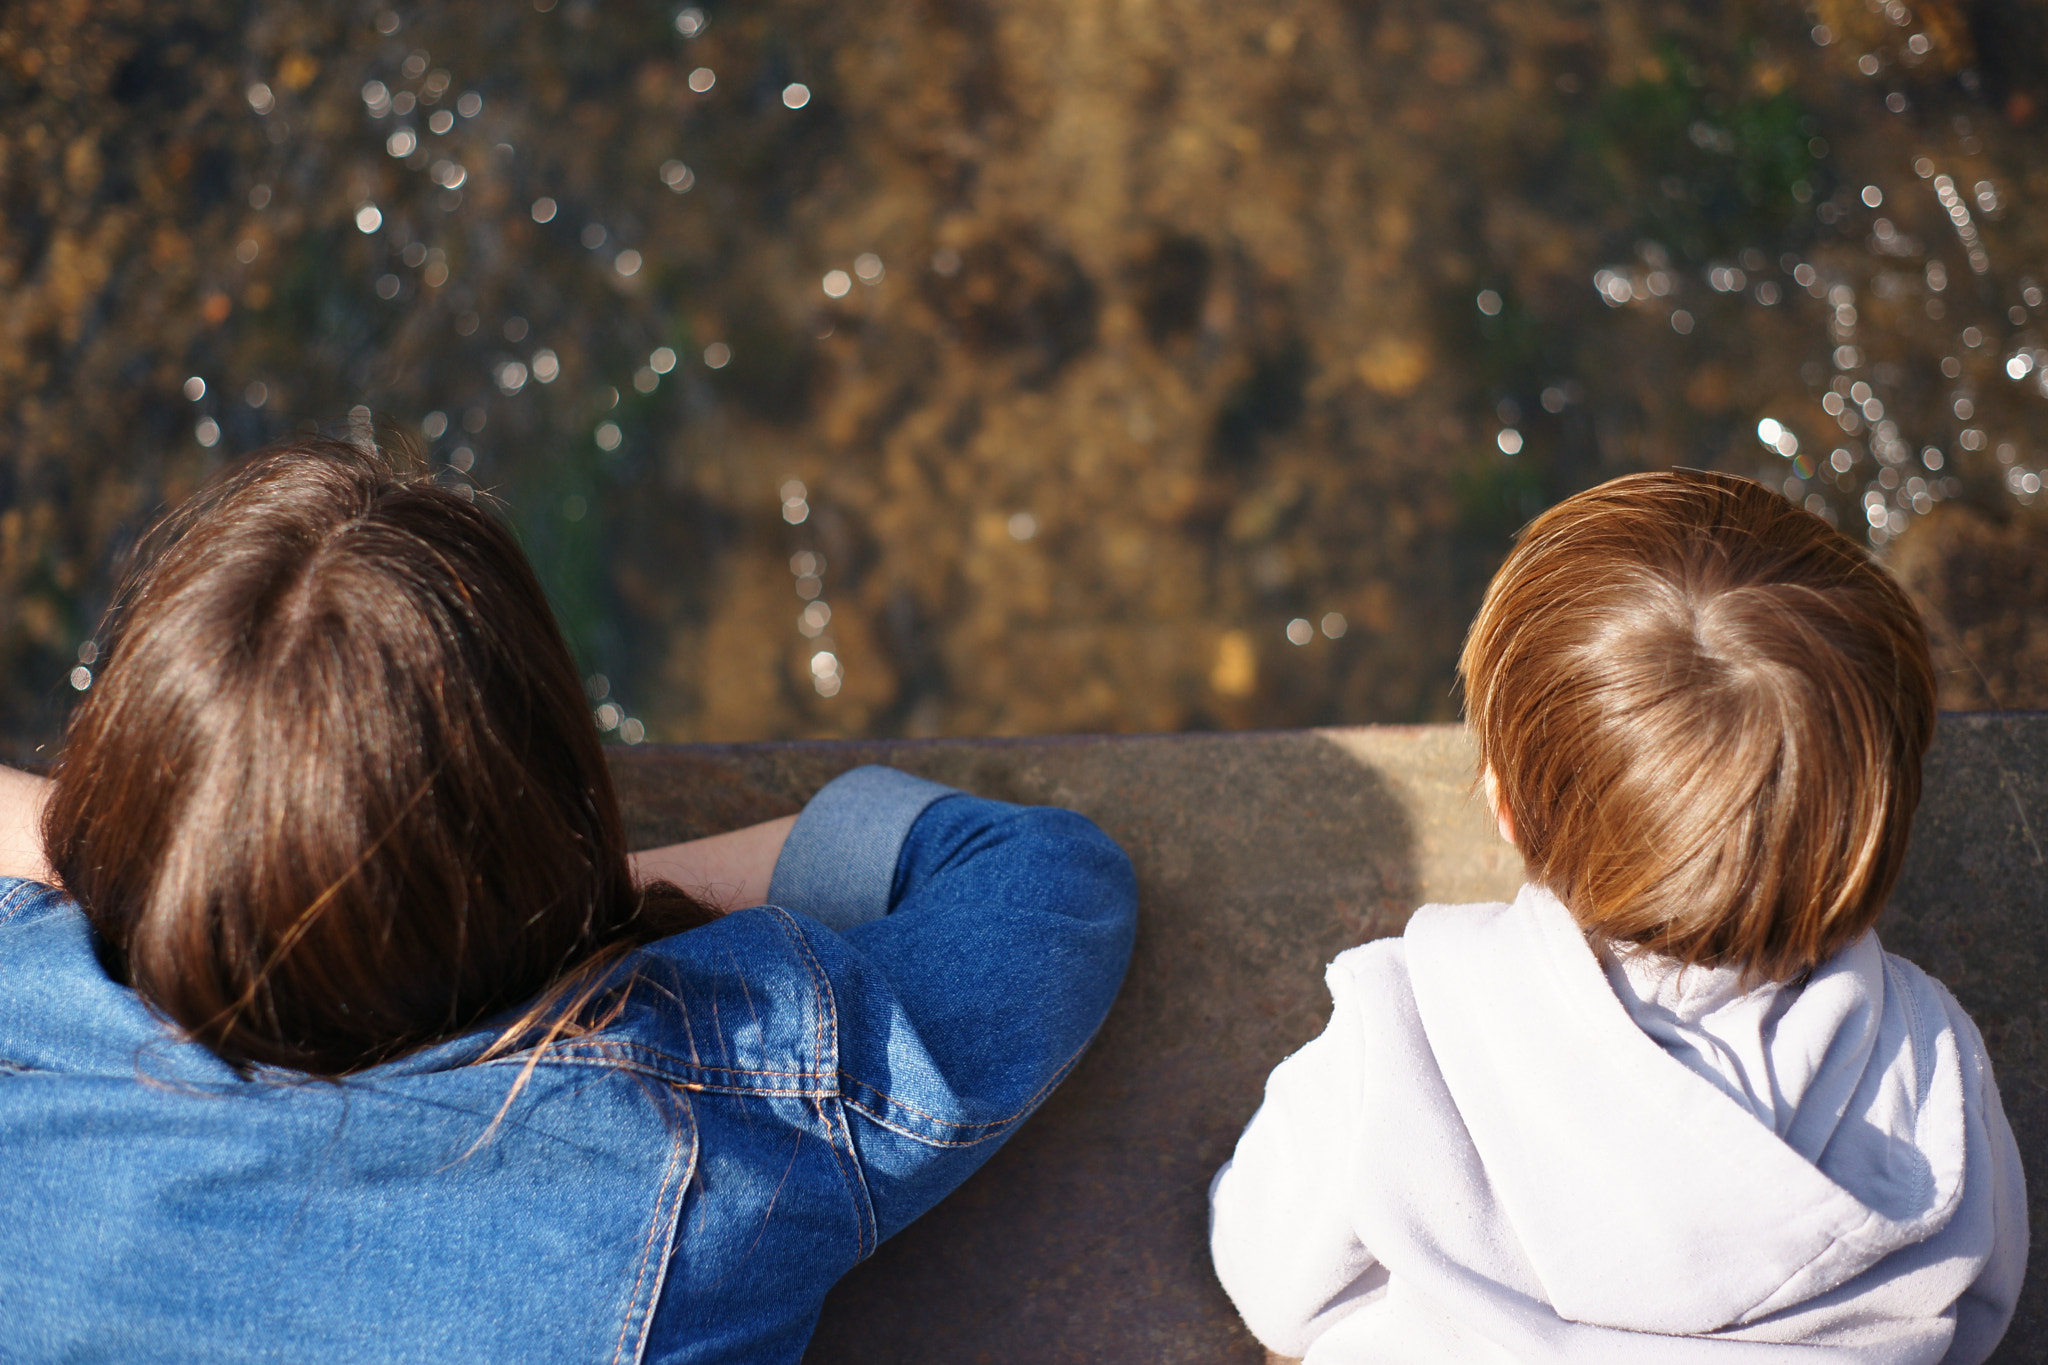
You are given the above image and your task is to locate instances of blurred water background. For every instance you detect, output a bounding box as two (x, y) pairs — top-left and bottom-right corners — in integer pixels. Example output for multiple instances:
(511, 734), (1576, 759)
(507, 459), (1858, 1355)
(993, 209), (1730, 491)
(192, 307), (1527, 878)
(3, 0), (2045, 755)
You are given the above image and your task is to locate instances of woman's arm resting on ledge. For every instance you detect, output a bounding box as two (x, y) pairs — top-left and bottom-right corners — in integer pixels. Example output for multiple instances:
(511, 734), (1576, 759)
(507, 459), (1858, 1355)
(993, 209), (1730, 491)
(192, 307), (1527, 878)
(6, 772), (795, 909)
(629, 815), (796, 914)
(0, 760), (790, 909)
(0, 765), (52, 884)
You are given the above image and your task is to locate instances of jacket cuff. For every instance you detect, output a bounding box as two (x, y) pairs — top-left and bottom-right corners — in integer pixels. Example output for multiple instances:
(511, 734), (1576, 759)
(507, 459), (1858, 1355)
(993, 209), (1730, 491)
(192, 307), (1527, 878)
(766, 765), (959, 931)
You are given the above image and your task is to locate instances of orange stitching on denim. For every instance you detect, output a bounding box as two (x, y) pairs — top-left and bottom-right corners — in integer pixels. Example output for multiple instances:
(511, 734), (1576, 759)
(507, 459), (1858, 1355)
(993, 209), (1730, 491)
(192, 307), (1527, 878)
(764, 909), (872, 1255)
(678, 1080), (835, 1099)
(836, 1029), (1094, 1137)
(829, 1090), (878, 1254)
(812, 1093), (853, 1251)
(517, 1040), (829, 1081)
(842, 1096), (1013, 1148)
(772, 908), (835, 1086)
(807, 1089), (874, 1259)
(591, 1053), (828, 1079)
(662, 1064), (827, 1079)
(760, 907), (821, 1071)
(800, 914), (840, 1067)
(838, 1076), (1002, 1133)
(633, 1087), (699, 1365)
(526, 909), (843, 1090)
(612, 1084), (692, 1365)
(484, 1053), (835, 1098)
(476, 1044), (810, 1084)
(611, 1106), (678, 1365)
(0, 879), (42, 925)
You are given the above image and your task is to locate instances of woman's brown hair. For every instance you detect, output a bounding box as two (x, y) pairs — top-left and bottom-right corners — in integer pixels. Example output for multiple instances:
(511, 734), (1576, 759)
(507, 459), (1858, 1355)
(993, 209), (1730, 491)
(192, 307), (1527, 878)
(1460, 470), (1935, 981)
(43, 438), (715, 1077)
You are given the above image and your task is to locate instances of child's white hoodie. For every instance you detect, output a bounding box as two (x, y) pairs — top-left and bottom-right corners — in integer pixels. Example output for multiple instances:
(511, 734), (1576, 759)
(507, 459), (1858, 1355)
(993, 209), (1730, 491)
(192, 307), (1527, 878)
(1209, 884), (2027, 1363)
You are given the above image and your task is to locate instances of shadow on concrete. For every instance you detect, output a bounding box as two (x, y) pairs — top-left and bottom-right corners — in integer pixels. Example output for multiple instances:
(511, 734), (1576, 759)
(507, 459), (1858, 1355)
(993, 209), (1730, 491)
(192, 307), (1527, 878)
(1879, 713), (2048, 1365)
(608, 715), (2048, 1363)
(613, 731), (1419, 1363)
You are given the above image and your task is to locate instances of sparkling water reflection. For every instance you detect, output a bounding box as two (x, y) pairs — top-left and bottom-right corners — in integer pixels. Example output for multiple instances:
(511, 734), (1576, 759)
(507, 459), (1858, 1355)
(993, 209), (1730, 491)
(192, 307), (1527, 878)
(3, 0), (2047, 750)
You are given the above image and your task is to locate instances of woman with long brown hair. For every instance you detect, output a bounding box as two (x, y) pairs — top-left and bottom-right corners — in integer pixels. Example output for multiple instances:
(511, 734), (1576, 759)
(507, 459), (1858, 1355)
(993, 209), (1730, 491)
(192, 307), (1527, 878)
(0, 440), (1136, 1362)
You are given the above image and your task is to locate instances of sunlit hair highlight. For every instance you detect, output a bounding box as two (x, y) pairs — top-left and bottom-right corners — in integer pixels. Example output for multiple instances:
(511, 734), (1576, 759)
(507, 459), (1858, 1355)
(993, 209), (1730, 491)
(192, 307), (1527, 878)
(44, 438), (714, 1077)
(1459, 470), (1935, 981)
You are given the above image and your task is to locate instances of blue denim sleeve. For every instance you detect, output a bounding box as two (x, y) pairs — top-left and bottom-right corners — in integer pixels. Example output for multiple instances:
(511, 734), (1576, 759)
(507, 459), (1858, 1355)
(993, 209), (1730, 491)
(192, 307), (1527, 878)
(827, 785), (1138, 1244)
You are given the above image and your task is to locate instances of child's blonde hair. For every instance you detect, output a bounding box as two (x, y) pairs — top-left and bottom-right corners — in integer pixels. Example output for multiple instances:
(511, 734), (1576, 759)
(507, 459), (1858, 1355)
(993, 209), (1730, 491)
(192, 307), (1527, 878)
(1459, 470), (1935, 980)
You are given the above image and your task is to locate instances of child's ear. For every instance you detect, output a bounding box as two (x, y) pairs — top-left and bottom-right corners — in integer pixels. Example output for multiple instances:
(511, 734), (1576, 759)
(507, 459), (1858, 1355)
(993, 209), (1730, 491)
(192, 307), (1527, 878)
(1483, 767), (1517, 848)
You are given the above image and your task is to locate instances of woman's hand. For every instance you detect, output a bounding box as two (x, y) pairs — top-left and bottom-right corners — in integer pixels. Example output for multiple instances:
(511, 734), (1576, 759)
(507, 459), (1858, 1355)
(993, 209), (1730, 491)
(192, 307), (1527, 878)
(628, 815), (796, 915)
(0, 764), (53, 884)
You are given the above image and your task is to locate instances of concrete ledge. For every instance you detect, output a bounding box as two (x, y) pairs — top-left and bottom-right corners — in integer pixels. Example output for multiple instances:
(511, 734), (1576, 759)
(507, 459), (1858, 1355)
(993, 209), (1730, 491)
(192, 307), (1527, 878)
(608, 715), (2047, 1364)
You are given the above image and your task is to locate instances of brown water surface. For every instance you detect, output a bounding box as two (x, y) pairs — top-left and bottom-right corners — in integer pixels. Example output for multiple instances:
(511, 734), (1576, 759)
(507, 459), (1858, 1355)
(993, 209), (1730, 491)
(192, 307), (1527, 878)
(3, 0), (2045, 751)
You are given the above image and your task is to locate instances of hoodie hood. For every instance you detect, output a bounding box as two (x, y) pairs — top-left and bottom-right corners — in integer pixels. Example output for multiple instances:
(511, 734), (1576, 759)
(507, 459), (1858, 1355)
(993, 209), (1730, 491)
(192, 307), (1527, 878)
(1401, 885), (1967, 1335)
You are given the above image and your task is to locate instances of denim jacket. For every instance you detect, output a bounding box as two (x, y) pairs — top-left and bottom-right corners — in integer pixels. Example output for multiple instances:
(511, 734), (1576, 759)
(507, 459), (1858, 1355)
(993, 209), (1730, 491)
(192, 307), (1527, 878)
(0, 767), (1138, 1363)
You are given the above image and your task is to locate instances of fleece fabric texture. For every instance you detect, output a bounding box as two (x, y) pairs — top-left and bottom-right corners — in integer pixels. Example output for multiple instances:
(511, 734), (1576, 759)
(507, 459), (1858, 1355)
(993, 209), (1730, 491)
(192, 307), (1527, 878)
(1209, 884), (2028, 1364)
